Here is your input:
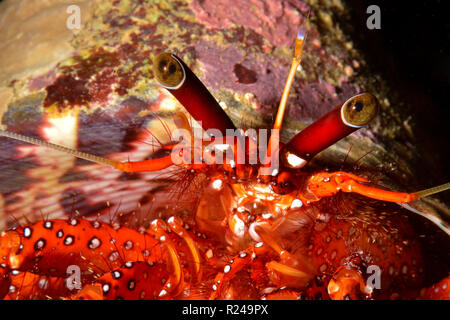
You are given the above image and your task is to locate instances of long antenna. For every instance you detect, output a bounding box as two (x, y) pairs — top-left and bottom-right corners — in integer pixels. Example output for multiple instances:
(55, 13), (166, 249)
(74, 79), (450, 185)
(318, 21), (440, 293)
(0, 129), (177, 173)
(273, 21), (308, 131)
(413, 182), (450, 199)
(260, 16), (309, 176)
(0, 129), (118, 168)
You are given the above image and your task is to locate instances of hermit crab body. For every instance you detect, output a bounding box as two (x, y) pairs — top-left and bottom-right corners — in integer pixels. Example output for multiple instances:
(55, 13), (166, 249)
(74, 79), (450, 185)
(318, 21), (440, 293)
(0, 17), (449, 300)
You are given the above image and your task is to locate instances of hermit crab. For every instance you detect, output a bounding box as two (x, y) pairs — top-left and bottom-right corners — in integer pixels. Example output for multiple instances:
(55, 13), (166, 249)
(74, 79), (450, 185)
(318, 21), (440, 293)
(0, 6), (449, 300)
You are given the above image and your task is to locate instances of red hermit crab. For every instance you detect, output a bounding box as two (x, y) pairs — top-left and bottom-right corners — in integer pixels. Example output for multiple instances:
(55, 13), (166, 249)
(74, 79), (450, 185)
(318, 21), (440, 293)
(0, 7), (449, 300)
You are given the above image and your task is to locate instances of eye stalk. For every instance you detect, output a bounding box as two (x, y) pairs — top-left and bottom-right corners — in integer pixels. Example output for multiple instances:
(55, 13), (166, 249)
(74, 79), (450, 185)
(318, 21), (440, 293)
(341, 93), (378, 128)
(154, 53), (186, 89)
(153, 52), (236, 135)
(281, 92), (379, 168)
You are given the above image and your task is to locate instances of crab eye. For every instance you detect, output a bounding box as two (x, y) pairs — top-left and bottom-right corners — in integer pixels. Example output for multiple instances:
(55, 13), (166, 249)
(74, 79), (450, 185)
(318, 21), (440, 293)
(153, 52), (186, 89)
(341, 93), (378, 128)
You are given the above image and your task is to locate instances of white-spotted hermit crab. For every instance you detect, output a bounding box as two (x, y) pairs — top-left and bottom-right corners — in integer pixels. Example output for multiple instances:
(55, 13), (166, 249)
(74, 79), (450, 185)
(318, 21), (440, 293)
(0, 21), (449, 300)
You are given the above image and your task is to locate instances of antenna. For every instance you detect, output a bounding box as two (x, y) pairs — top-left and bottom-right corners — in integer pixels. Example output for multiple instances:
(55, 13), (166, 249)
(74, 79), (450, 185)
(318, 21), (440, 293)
(0, 130), (118, 167)
(260, 15), (309, 176)
(0, 129), (176, 173)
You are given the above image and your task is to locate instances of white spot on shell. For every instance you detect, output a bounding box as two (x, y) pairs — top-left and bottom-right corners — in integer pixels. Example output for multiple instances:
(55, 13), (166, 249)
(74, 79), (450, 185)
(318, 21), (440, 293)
(330, 250), (337, 260)
(35, 239), (46, 250)
(38, 278), (48, 290)
(128, 280), (136, 290)
(91, 221), (101, 229)
(319, 264), (328, 272)
(401, 264), (408, 274)
(64, 236), (74, 246)
(389, 265), (395, 276)
(88, 237), (101, 249)
(102, 284), (110, 294)
(124, 241), (133, 250)
(23, 227), (32, 238)
(109, 252), (119, 262)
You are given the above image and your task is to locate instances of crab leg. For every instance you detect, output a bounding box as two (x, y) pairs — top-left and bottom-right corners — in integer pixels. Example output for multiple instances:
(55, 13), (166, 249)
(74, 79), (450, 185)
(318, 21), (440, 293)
(209, 223), (313, 300)
(114, 156), (175, 172)
(167, 216), (203, 281)
(303, 171), (450, 204)
(147, 219), (184, 298)
(209, 243), (268, 300)
(73, 262), (172, 300)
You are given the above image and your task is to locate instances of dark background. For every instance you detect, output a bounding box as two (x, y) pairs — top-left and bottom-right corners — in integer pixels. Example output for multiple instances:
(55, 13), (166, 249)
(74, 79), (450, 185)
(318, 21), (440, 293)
(344, 1), (449, 181)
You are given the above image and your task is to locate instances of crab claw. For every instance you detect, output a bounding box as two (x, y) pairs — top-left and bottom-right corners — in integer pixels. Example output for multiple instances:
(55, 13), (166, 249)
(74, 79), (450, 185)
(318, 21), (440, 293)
(306, 171), (417, 203)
